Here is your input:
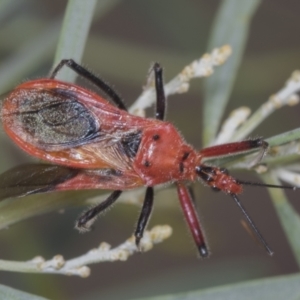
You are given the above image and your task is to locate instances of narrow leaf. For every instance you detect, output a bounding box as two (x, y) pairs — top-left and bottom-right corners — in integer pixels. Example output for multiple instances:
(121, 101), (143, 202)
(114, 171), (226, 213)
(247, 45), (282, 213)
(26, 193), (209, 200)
(53, 0), (98, 82)
(203, 0), (261, 146)
(138, 273), (300, 300)
(0, 284), (48, 300)
(261, 172), (300, 267)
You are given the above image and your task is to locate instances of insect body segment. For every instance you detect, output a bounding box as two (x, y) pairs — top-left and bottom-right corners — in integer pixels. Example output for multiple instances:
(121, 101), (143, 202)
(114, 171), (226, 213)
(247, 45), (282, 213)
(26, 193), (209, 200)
(196, 166), (243, 195)
(1, 59), (290, 257)
(133, 123), (197, 186)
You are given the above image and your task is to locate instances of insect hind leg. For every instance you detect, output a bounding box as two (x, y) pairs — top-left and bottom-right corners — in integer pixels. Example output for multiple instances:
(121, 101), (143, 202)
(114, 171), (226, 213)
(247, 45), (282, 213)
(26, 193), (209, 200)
(50, 59), (127, 111)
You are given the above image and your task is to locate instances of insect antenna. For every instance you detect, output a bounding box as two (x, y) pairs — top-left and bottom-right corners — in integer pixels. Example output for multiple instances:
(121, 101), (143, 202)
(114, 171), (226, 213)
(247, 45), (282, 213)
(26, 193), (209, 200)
(230, 193), (273, 256)
(236, 179), (297, 190)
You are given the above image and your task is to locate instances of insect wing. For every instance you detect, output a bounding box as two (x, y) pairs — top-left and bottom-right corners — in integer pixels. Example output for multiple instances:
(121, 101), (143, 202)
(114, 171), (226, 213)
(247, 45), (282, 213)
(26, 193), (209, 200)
(1, 79), (150, 170)
(0, 163), (144, 201)
(0, 164), (79, 200)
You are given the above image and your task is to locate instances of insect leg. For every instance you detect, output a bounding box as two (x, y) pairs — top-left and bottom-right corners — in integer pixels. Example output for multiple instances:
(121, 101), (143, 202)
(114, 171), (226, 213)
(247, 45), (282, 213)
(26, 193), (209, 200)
(50, 59), (127, 111)
(76, 190), (122, 231)
(134, 187), (154, 247)
(176, 182), (209, 258)
(187, 185), (196, 205)
(153, 63), (166, 121)
(200, 139), (268, 165)
(230, 193), (273, 256)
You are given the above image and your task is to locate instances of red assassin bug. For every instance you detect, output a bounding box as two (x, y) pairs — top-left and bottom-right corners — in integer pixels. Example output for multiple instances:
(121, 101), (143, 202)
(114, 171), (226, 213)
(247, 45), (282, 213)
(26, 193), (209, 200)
(0, 59), (295, 257)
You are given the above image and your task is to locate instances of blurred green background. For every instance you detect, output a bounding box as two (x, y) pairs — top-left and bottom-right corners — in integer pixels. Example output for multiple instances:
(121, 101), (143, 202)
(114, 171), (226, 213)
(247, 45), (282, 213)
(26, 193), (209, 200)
(0, 0), (300, 299)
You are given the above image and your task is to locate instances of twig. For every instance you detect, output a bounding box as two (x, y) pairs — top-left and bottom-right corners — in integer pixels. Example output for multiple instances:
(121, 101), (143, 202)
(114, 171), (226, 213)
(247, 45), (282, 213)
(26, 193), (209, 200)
(129, 45), (232, 117)
(0, 225), (172, 277)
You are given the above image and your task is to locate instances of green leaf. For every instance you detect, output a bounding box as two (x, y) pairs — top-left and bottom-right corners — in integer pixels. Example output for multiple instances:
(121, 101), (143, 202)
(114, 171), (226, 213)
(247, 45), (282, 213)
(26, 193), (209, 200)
(138, 273), (300, 300)
(203, 0), (261, 146)
(0, 0), (121, 93)
(0, 25), (59, 93)
(0, 190), (101, 230)
(53, 0), (98, 82)
(266, 128), (300, 147)
(0, 284), (49, 300)
(261, 172), (300, 267)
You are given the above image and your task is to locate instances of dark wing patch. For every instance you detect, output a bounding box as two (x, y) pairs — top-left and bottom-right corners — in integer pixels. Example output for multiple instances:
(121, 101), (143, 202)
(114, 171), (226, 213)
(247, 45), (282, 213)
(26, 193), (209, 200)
(120, 130), (142, 159)
(0, 164), (79, 200)
(18, 89), (100, 148)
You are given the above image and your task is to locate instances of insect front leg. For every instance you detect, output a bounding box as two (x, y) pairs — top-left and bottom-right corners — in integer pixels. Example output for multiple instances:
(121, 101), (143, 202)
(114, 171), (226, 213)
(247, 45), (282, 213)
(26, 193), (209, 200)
(200, 138), (268, 166)
(76, 190), (122, 231)
(176, 182), (209, 258)
(134, 187), (154, 248)
(50, 59), (127, 111)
